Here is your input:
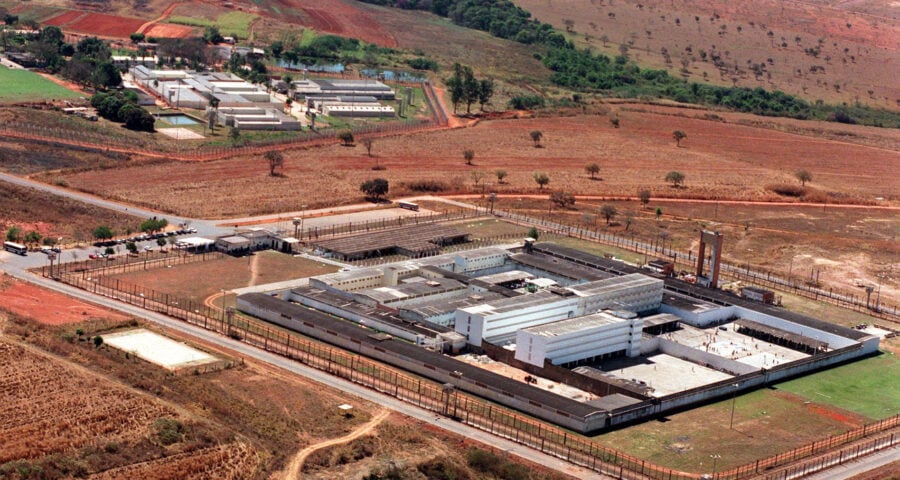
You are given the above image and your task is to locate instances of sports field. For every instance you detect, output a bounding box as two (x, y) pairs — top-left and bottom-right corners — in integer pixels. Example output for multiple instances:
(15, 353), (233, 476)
(775, 352), (900, 419)
(0, 66), (81, 103)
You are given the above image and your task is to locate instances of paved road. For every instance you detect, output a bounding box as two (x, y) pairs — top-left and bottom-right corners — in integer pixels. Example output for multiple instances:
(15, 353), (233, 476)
(0, 266), (609, 480)
(802, 446), (899, 480)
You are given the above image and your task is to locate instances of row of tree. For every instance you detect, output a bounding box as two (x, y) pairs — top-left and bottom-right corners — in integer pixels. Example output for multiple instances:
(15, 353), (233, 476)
(446, 63), (494, 114)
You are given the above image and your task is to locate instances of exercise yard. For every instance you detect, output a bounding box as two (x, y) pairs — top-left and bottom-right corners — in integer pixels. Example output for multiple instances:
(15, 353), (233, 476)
(105, 251), (339, 302)
(103, 329), (218, 370)
(0, 66), (82, 103)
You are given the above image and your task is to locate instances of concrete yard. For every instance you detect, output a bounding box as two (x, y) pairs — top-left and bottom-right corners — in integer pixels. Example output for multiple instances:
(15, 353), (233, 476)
(103, 328), (218, 370)
(456, 353), (598, 402)
(664, 324), (808, 369)
(598, 353), (734, 396)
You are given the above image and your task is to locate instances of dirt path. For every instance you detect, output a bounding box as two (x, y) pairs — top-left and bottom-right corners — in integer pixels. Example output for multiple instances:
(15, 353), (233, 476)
(247, 254), (260, 287)
(283, 409), (391, 480)
(444, 194), (900, 210)
(137, 2), (181, 34)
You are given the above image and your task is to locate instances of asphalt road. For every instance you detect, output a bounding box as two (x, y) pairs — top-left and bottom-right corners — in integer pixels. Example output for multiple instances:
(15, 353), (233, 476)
(0, 266), (609, 479)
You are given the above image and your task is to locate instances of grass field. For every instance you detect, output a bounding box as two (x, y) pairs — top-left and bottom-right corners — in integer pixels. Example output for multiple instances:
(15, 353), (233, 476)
(775, 352), (900, 419)
(0, 66), (81, 103)
(167, 11), (258, 38)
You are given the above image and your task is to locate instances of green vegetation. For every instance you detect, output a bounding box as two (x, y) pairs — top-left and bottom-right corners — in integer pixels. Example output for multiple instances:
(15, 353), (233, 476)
(0, 65), (81, 103)
(91, 91), (155, 132)
(776, 352), (900, 419)
(167, 11), (258, 38)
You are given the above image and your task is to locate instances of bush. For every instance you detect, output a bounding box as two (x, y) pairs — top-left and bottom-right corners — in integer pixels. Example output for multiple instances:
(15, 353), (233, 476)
(417, 456), (470, 480)
(153, 417), (184, 446)
(767, 184), (805, 197)
(405, 180), (448, 192)
(508, 95), (545, 110)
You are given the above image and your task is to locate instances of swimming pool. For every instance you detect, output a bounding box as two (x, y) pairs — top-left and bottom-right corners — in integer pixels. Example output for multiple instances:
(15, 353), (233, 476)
(160, 114), (200, 125)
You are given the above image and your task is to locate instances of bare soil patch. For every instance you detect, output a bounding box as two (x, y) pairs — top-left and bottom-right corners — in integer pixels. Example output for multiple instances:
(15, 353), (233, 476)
(258, 0), (397, 47)
(0, 276), (130, 325)
(65, 11), (145, 37)
(53, 108), (900, 218)
(142, 23), (194, 38)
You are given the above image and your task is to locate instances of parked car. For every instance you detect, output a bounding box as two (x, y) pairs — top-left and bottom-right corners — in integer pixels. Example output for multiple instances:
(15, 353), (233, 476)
(88, 253), (99, 259)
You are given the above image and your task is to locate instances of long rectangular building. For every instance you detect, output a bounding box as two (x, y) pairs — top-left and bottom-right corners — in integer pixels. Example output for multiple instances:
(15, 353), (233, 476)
(515, 311), (643, 368)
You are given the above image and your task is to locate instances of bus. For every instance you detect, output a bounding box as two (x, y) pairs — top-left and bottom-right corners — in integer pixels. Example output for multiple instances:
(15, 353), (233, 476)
(3, 241), (27, 255)
(398, 201), (419, 212)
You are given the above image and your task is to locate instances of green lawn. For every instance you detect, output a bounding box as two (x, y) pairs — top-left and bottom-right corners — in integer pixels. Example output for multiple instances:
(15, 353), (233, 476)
(167, 11), (258, 38)
(774, 351), (900, 419)
(0, 66), (81, 103)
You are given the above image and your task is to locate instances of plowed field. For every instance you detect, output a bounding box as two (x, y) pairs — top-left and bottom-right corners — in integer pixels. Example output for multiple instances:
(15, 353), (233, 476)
(264, 0), (397, 47)
(42, 10), (145, 37)
(0, 340), (174, 463)
(143, 23), (194, 38)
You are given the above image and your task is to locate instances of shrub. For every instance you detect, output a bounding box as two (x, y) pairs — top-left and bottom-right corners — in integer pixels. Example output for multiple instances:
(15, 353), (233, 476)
(767, 184), (805, 197)
(153, 417), (183, 446)
(405, 180), (448, 192)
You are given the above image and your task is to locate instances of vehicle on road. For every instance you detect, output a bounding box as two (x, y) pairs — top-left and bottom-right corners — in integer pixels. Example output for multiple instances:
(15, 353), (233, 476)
(3, 241), (27, 256)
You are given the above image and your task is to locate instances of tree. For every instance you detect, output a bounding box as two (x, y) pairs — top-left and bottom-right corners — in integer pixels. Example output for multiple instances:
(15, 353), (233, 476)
(140, 218), (168, 233)
(264, 150), (285, 176)
(24, 230), (42, 246)
(478, 78), (494, 111)
(130, 32), (145, 44)
(92, 226), (114, 240)
(338, 130), (354, 146)
(655, 207), (663, 220)
(527, 227), (540, 240)
(530, 130), (543, 148)
(6, 226), (21, 242)
(600, 205), (617, 225)
(795, 170), (812, 186)
(157, 237), (167, 248)
(104, 246), (115, 256)
(673, 130), (687, 147)
(495, 169), (508, 184)
(624, 213), (634, 231)
(203, 26), (224, 44)
(550, 191), (575, 208)
(610, 117), (620, 128)
(470, 170), (486, 188)
(360, 178), (389, 201)
(362, 138), (374, 157)
(585, 163), (600, 179)
(121, 106), (155, 132)
(93, 336), (104, 348)
(638, 189), (651, 207)
(126, 242), (138, 253)
(665, 171), (685, 187)
(533, 172), (550, 190)
(463, 149), (475, 165)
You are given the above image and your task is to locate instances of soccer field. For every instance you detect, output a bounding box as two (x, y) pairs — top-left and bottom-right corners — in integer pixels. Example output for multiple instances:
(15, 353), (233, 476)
(0, 65), (82, 103)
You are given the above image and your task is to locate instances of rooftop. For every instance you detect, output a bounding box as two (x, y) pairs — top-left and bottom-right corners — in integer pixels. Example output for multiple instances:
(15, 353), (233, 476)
(522, 310), (633, 338)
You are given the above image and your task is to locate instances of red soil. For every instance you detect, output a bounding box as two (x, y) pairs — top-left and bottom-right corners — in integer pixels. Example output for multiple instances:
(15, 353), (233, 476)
(272, 0), (397, 47)
(42, 10), (87, 27)
(0, 279), (129, 325)
(805, 403), (867, 428)
(65, 12), (145, 38)
(142, 23), (194, 39)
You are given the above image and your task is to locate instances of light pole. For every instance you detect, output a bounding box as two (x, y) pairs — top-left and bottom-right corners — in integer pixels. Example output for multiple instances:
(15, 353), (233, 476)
(729, 383), (739, 429)
(710, 454), (721, 477)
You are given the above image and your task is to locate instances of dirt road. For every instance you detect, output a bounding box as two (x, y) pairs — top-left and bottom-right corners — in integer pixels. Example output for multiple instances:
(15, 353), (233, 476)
(283, 409), (391, 479)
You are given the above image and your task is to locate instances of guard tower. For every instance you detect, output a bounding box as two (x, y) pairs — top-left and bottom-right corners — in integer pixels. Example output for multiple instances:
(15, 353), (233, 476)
(696, 230), (723, 288)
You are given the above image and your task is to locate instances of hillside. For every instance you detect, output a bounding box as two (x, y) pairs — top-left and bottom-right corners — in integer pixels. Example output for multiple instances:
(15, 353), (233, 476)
(514, 0), (900, 111)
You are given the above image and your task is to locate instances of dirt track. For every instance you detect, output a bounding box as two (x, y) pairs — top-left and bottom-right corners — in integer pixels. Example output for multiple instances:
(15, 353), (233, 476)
(283, 409), (391, 479)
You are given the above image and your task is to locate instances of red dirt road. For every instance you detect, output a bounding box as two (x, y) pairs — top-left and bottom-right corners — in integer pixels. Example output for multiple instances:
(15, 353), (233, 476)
(137, 2), (193, 38)
(0, 278), (130, 325)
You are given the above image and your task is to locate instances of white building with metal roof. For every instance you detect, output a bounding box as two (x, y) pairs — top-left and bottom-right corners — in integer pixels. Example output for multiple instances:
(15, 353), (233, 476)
(515, 310), (643, 367)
